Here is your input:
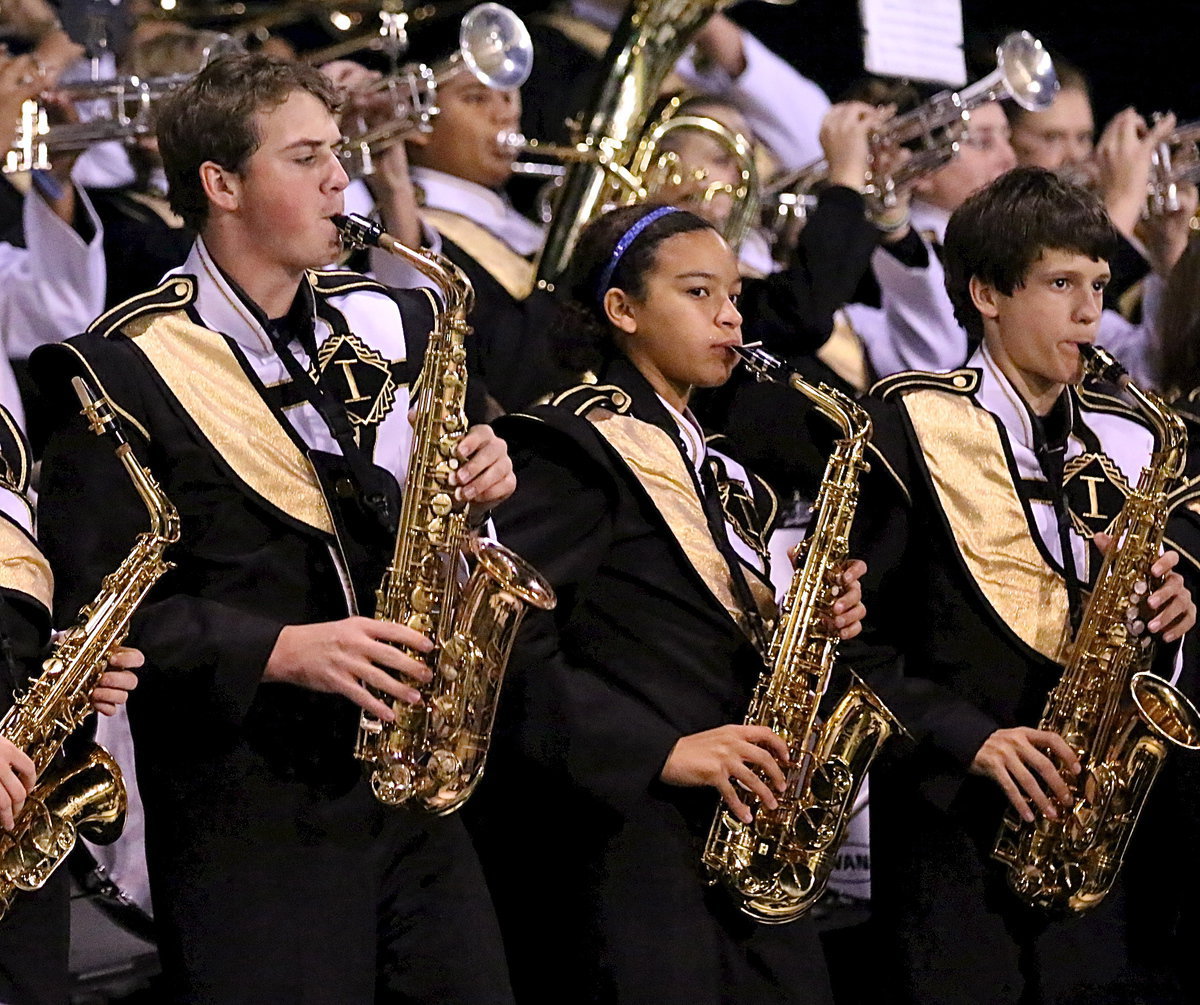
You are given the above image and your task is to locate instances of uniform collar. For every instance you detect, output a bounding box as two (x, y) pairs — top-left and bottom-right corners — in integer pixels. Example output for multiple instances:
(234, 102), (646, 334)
(411, 166), (545, 256)
(911, 200), (951, 244)
(180, 237), (318, 358)
(972, 343), (1077, 457)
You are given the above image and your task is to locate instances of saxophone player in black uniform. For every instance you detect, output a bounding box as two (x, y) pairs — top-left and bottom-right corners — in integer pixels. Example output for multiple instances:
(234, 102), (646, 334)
(472, 202), (867, 1004)
(0, 404), (141, 1005)
(844, 166), (1196, 1003)
(32, 53), (515, 1003)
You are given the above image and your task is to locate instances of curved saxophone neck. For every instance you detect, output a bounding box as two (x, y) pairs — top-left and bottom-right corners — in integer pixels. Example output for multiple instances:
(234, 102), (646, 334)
(332, 213), (475, 319)
(71, 377), (180, 545)
(1081, 345), (1188, 481)
(732, 344), (872, 448)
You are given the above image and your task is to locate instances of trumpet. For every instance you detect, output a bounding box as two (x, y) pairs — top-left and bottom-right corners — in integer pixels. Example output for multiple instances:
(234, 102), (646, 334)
(338, 3), (532, 177)
(1148, 116), (1200, 215)
(4, 31), (237, 175)
(763, 31), (1058, 245)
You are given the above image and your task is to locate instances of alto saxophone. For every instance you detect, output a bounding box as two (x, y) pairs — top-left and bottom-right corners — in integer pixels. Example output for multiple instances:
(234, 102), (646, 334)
(334, 213), (556, 814)
(703, 345), (904, 923)
(0, 377), (179, 919)
(993, 344), (1200, 912)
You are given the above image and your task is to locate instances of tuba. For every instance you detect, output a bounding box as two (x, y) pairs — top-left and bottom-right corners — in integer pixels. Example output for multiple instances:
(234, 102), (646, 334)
(333, 212), (556, 814)
(533, 0), (783, 288)
(702, 345), (905, 923)
(762, 30), (1058, 254)
(0, 377), (179, 919)
(992, 344), (1200, 912)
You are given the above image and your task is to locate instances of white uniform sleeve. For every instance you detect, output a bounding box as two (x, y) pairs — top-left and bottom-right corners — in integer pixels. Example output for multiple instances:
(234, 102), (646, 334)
(1, 186), (107, 362)
(860, 238), (968, 377)
(676, 30), (829, 170)
(1095, 279), (1163, 389)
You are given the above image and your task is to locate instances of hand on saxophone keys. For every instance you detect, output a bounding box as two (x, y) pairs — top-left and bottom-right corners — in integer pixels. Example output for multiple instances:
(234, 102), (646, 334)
(971, 728), (1082, 824)
(0, 736), (36, 832)
(89, 646), (143, 717)
(661, 725), (791, 825)
(263, 617), (436, 721)
(1091, 535), (1196, 643)
(449, 423), (516, 508)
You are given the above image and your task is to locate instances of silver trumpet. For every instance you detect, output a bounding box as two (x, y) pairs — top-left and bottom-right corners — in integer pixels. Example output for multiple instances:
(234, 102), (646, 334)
(338, 3), (532, 177)
(763, 30), (1058, 252)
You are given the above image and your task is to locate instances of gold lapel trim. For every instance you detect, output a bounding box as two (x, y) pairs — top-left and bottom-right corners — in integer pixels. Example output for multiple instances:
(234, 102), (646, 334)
(421, 208), (536, 301)
(817, 310), (871, 395)
(0, 518), (52, 613)
(130, 313), (335, 535)
(587, 411), (750, 629)
(903, 389), (1073, 663)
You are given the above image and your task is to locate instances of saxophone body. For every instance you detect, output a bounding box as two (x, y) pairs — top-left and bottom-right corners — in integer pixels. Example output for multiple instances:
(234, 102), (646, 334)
(0, 378), (179, 919)
(334, 213), (556, 815)
(993, 344), (1200, 912)
(702, 346), (904, 923)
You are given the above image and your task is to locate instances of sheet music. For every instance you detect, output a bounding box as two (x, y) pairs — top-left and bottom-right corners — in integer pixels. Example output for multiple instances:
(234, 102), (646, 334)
(860, 0), (967, 87)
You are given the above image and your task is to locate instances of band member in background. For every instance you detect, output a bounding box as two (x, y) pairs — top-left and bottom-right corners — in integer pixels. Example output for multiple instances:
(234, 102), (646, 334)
(1006, 57), (1178, 312)
(472, 202), (865, 1004)
(0, 24), (107, 435)
(33, 53), (514, 1003)
(845, 166), (1195, 1003)
(0, 405), (141, 1005)
(520, 2), (830, 172)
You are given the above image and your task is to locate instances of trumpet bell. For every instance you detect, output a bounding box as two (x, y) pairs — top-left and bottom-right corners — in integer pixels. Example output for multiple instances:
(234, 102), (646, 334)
(459, 2), (533, 91)
(996, 30), (1059, 113)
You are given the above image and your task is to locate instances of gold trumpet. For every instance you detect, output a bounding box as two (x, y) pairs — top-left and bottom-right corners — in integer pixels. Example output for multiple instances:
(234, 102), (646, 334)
(337, 2), (532, 177)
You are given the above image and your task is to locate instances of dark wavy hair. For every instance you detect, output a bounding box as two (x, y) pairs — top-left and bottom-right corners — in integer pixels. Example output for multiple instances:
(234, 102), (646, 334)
(552, 204), (715, 374)
(942, 166), (1117, 351)
(157, 53), (339, 232)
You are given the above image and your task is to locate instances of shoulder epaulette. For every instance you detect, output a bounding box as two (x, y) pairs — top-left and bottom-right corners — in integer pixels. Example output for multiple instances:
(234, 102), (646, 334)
(548, 382), (635, 418)
(871, 367), (979, 401)
(87, 276), (196, 339)
(0, 404), (31, 497)
(307, 269), (389, 297)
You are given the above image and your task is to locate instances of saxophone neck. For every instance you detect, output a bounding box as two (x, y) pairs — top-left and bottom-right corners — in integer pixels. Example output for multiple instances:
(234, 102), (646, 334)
(332, 213), (475, 320)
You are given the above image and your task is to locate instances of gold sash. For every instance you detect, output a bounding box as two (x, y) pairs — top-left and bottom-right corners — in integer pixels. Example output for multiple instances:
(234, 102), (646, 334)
(421, 208), (536, 301)
(127, 313), (335, 536)
(0, 519), (53, 613)
(903, 389), (1073, 663)
(816, 310), (870, 395)
(588, 410), (774, 634)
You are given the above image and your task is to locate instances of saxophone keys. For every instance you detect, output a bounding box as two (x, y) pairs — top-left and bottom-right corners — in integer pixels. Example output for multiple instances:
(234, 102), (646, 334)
(430, 492), (454, 517)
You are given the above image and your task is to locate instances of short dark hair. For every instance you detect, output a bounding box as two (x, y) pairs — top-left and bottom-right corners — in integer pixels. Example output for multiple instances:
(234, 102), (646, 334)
(552, 204), (714, 374)
(942, 166), (1117, 348)
(157, 53), (339, 231)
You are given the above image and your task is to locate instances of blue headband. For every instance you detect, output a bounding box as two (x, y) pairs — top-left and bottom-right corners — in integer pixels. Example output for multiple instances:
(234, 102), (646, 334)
(595, 206), (683, 307)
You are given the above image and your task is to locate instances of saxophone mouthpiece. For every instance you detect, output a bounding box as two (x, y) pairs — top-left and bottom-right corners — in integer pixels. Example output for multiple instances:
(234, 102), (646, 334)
(71, 376), (124, 443)
(332, 212), (387, 252)
(1079, 344), (1130, 388)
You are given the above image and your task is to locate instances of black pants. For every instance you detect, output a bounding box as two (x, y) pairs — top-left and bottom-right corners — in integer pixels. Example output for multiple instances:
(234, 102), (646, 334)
(871, 776), (1151, 1005)
(149, 810), (512, 1005)
(0, 869), (69, 1005)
